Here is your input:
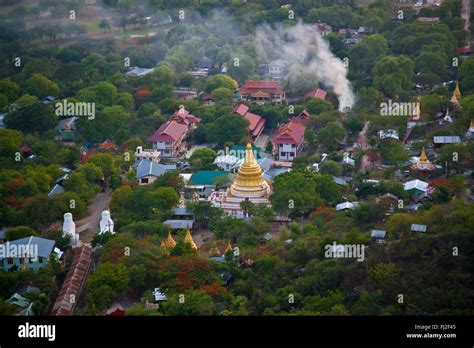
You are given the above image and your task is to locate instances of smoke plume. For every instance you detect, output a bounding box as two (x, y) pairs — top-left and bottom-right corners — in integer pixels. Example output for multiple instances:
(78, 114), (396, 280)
(256, 22), (355, 111)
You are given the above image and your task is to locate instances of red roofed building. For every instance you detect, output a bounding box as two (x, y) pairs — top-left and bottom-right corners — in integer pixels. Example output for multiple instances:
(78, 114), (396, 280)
(272, 110), (309, 161)
(149, 107), (201, 158)
(232, 103), (266, 140)
(305, 88), (327, 100)
(239, 80), (285, 105)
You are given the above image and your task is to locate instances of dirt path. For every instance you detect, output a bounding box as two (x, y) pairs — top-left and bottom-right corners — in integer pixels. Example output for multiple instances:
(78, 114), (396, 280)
(462, 0), (471, 37)
(356, 121), (371, 173)
(76, 188), (113, 243)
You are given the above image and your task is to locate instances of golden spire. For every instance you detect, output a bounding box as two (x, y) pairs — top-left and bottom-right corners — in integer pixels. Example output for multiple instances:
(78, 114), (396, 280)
(454, 81), (461, 98)
(230, 143), (269, 197)
(184, 227), (197, 249)
(164, 227), (176, 248)
(450, 93), (459, 104)
(419, 146), (428, 164)
(209, 240), (221, 257)
(224, 241), (232, 254)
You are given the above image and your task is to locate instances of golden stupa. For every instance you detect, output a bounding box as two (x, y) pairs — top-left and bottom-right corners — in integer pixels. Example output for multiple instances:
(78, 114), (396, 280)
(208, 143), (271, 214)
(411, 146), (434, 171)
(209, 240), (221, 257)
(184, 227), (197, 249)
(164, 228), (176, 248)
(454, 81), (461, 98)
(451, 81), (461, 104)
(230, 143), (270, 197)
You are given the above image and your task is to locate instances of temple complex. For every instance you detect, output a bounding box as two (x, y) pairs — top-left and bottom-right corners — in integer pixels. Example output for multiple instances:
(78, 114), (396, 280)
(209, 143), (271, 215)
(411, 146), (435, 172)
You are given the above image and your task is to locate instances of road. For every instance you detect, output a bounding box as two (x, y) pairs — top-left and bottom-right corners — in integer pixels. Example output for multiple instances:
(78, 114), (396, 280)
(355, 121), (371, 173)
(76, 188), (112, 244)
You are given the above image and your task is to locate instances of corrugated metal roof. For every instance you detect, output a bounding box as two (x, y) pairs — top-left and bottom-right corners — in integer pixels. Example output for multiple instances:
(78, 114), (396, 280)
(411, 224), (427, 232)
(136, 160), (176, 179)
(371, 230), (387, 239)
(51, 245), (92, 316)
(433, 136), (461, 144)
(5, 237), (55, 258)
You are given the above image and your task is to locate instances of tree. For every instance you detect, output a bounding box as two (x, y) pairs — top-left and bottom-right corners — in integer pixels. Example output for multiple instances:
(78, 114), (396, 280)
(348, 34), (388, 81)
(190, 148), (217, 169)
(5, 103), (57, 134)
(206, 113), (249, 146)
(319, 160), (342, 177)
(0, 129), (22, 162)
(25, 73), (59, 98)
(161, 290), (215, 315)
(5, 226), (38, 241)
(86, 263), (130, 313)
(372, 56), (414, 97)
(205, 74), (238, 92)
(270, 170), (323, 217)
(317, 121), (346, 152)
(226, 54), (255, 83)
(99, 19), (111, 33)
(211, 87), (234, 104)
(0, 78), (21, 103)
(459, 56), (474, 93)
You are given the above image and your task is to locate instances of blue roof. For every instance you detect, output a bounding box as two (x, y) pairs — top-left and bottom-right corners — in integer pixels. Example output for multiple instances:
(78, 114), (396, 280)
(136, 160), (176, 179)
(48, 184), (64, 197)
(5, 236), (55, 258)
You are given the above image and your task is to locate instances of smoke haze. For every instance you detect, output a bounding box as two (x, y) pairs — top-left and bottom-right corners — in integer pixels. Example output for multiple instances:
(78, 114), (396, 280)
(256, 22), (355, 111)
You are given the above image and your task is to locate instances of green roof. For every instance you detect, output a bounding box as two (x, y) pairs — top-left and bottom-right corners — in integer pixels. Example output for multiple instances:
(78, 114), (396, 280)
(190, 170), (229, 186)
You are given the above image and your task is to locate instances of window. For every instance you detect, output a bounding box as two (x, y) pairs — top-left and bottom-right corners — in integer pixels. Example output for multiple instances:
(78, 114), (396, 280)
(7, 258), (13, 265)
(281, 152), (286, 156)
(38, 257), (43, 263)
(141, 178), (149, 184)
(290, 152), (295, 157)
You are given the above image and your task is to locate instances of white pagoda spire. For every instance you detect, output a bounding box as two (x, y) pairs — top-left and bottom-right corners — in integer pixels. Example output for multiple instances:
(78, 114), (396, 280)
(99, 210), (115, 234)
(62, 212), (78, 246)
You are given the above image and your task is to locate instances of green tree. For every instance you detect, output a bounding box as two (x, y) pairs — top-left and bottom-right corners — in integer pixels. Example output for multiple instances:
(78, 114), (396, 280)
(161, 290), (215, 315)
(373, 56), (414, 97)
(5, 103), (57, 134)
(25, 74), (59, 98)
(190, 148), (217, 169)
(317, 121), (346, 152)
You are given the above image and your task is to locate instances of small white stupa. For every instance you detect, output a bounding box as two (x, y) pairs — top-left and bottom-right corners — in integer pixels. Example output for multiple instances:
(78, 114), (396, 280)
(62, 212), (78, 246)
(99, 210), (115, 234)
